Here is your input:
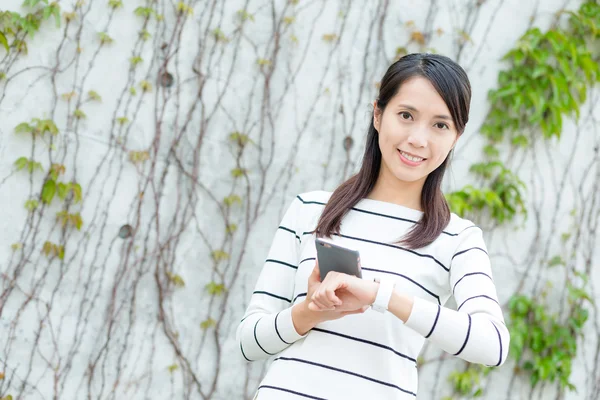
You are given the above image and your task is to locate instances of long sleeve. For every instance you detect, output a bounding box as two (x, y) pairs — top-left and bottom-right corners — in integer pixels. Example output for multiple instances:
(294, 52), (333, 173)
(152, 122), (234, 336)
(404, 226), (510, 367)
(235, 196), (307, 362)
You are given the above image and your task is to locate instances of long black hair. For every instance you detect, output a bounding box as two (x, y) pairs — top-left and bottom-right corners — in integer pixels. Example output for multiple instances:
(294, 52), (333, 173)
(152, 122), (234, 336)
(314, 53), (471, 249)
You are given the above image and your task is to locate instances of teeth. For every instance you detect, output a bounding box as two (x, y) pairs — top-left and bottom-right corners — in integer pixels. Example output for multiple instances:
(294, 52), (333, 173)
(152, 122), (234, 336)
(400, 150), (424, 162)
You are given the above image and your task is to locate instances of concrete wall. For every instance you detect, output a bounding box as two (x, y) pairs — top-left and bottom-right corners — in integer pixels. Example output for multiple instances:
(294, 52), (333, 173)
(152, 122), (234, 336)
(0, 0), (598, 399)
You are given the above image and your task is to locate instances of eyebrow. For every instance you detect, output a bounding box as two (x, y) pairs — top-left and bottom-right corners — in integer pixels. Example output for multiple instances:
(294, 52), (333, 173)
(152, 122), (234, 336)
(397, 104), (452, 121)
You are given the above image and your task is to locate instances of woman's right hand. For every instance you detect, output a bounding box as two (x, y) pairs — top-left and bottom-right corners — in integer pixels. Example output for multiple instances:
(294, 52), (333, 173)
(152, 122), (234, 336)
(292, 261), (367, 335)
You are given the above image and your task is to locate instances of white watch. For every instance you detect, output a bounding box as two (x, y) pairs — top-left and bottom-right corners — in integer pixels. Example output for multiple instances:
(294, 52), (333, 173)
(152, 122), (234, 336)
(371, 277), (396, 313)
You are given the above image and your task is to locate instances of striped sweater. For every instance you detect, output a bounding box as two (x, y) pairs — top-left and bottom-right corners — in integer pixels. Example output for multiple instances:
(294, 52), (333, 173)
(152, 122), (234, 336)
(236, 191), (510, 400)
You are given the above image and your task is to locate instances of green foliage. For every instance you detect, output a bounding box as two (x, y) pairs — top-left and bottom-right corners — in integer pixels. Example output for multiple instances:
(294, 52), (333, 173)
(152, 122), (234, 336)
(447, 365), (492, 398)
(129, 55), (143, 67)
(41, 179), (56, 203)
(210, 250), (229, 262)
(129, 150), (150, 164)
(14, 156), (43, 173)
(15, 118), (58, 137)
(205, 281), (226, 295)
(237, 9), (254, 22)
(98, 32), (113, 45)
(223, 195), (242, 207)
(139, 80), (152, 92)
(0, 31), (8, 51)
(116, 116), (129, 125)
(167, 364), (178, 373)
(139, 29), (151, 41)
(24, 199), (38, 211)
(42, 240), (64, 260)
(166, 272), (185, 287)
(87, 90), (101, 101)
(226, 224), (238, 234)
(448, 2), (599, 226)
(508, 274), (592, 391)
(446, 163), (526, 224)
(108, 0), (123, 9)
(134, 7), (154, 18)
(200, 318), (216, 330)
(229, 131), (253, 147)
(73, 108), (86, 119)
(484, 2), (600, 143)
(230, 168), (246, 178)
(56, 211), (83, 230)
(0, 1), (61, 54)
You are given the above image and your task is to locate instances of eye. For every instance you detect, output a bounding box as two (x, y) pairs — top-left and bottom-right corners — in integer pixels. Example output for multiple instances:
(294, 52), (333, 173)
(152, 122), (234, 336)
(434, 122), (449, 130)
(399, 111), (413, 120)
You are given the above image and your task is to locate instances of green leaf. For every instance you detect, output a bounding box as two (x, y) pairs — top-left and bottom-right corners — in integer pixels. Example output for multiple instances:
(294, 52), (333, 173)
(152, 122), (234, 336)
(41, 179), (56, 204)
(205, 281), (226, 295)
(15, 122), (33, 134)
(0, 31), (9, 52)
(57, 182), (69, 200)
(167, 364), (178, 373)
(223, 195), (242, 207)
(231, 168), (246, 178)
(200, 318), (216, 330)
(14, 157), (28, 170)
(548, 255), (564, 267)
(24, 199), (38, 211)
(166, 272), (185, 287)
(71, 183), (82, 203)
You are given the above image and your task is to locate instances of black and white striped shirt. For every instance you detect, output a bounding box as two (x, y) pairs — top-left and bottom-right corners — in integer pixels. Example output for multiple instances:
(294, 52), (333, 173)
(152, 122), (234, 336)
(237, 191), (510, 399)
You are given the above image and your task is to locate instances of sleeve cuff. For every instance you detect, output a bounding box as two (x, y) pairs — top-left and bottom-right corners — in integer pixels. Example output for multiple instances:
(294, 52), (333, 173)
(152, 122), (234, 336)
(276, 306), (308, 344)
(404, 296), (441, 337)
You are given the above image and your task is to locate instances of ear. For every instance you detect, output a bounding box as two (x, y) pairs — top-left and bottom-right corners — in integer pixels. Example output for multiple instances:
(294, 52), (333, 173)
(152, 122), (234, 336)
(373, 100), (381, 131)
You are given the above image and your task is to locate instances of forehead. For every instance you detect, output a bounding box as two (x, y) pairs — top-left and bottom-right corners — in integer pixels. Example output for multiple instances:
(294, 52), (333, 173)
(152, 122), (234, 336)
(389, 76), (450, 114)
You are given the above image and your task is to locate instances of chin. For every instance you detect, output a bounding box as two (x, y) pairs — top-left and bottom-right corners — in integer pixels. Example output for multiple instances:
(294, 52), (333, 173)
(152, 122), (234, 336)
(392, 171), (427, 183)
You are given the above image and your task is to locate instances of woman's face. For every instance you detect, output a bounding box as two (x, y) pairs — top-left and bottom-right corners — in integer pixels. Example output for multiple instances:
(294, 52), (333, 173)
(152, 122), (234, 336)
(374, 76), (459, 186)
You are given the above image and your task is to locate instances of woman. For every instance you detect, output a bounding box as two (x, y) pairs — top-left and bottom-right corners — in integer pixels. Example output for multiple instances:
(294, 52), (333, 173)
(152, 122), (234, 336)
(236, 53), (510, 400)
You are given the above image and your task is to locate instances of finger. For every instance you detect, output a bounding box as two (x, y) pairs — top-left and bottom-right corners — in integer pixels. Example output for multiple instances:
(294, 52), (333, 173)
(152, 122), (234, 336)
(313, 288), (337, 309)
(311, 297), (334, 311)
(325, 287), (342, 306)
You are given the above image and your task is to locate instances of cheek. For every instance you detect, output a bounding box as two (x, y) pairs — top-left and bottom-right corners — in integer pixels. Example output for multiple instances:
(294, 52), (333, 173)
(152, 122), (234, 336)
(429, 138), (456, 164)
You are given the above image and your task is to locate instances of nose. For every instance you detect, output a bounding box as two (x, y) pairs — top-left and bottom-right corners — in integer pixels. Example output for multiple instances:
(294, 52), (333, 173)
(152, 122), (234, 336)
(407, 126), (428, 148)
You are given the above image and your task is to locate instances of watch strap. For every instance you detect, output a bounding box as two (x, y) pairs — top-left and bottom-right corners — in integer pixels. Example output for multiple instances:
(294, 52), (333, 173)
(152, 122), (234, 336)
(371, 277), (395, 313)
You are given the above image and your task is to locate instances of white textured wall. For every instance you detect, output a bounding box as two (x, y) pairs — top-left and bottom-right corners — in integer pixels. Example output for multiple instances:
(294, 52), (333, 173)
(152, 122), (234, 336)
(0, 0), (599, 399)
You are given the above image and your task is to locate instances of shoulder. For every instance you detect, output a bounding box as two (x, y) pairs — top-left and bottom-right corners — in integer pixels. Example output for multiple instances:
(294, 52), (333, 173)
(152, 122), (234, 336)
(295, 190), (332, 206)
(446, 212), (482, 237)
(445, 213), (488, 257)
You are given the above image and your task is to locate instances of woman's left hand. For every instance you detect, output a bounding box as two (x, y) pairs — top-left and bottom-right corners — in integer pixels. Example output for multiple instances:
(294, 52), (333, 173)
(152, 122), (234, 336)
(308, 271), (379, 312)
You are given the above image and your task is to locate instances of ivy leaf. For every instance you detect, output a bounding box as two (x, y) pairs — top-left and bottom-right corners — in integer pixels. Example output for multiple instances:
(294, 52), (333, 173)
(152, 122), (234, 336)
(41, 179), (56, 204)
(200, 318), (216, 330)
(210, 250), (229, 262)
(71, 183), (82, 203)
(205, 281), (226, 296)
(548, 255), (564, 267)
(87, 90), (101, 101)
(167, 364), (178, 373)
(14, 157), (28, 171)
(0, 31), (9, 52)
(57, 182), (69, 200)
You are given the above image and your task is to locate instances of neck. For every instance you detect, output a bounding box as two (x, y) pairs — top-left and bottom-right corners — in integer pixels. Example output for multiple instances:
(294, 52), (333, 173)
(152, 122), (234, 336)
(367, 168), (425, 211)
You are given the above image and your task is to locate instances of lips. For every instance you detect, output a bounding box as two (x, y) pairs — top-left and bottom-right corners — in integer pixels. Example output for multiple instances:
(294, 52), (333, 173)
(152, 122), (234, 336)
(398, 149), (426, 162)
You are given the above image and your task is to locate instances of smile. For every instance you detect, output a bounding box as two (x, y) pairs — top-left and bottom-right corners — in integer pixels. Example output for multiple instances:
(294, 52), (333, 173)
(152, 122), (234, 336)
(397, 149), (426, 166)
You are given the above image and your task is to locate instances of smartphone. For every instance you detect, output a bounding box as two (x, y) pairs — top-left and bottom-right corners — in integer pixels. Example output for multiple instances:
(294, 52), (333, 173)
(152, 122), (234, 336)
(315, 238), (362, 280)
